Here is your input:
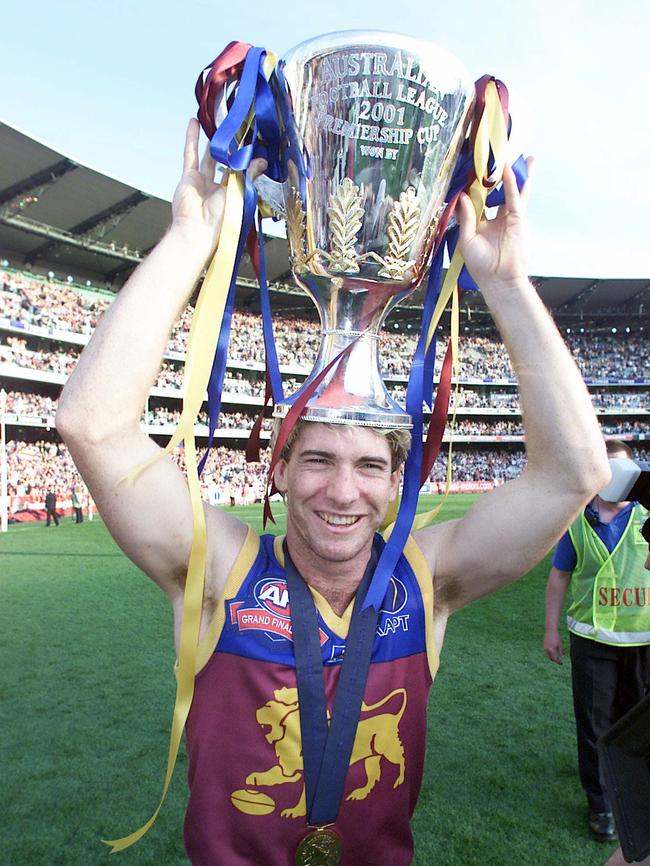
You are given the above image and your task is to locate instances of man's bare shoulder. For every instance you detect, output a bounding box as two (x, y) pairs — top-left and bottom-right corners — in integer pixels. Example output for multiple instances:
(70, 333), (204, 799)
(409, 524), (455, 652)
(412, 518), (459, 567)
(204, 505), (252, 602)
(411, 524), (438, 570)
(412, 519), (461, 611)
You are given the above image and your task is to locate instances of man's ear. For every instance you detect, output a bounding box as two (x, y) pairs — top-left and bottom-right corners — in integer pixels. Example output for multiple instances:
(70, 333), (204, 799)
(389, 467), (400, 500)
(274, 459), (289, 494)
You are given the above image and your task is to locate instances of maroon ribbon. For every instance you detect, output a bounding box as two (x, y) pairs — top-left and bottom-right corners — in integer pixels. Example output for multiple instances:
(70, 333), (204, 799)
(246, 369), (273, 464)
(471, 75), (510, 188)
(420, 341), (454, 486)
(195, 41), (252, 139)
(243, 225), (272, 465)
(417, 74), (510, 487)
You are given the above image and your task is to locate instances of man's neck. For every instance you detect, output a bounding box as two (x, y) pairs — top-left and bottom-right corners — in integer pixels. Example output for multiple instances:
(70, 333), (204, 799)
(592, 495), (631, 523)
(285, 532), (373, 617)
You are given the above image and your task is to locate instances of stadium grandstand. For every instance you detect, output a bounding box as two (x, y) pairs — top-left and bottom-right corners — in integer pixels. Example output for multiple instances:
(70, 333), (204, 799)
(1, 119), (648, 523)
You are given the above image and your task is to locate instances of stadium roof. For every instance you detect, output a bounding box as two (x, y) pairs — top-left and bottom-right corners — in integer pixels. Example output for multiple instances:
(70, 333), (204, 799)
(1, 120), (649, 320)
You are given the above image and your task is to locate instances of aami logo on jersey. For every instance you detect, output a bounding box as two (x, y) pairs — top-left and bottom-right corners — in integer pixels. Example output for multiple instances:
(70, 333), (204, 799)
(254, 579), (290, 616)
(377, 576), (410, 637)
(228, 577), (327, 645)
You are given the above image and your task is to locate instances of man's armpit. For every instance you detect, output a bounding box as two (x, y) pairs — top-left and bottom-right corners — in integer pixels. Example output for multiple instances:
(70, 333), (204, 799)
(433, 574), (466, 614)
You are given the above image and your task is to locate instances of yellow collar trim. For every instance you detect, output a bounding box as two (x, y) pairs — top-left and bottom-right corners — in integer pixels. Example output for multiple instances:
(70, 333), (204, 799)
(273, 535), (354, 637)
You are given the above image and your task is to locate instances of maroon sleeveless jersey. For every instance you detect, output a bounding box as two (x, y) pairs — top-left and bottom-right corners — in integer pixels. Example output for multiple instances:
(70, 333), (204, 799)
(183, 531), (439, 865)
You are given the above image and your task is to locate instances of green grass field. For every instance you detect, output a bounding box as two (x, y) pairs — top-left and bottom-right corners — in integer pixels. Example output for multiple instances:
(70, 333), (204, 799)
(1, 496), (616, 865)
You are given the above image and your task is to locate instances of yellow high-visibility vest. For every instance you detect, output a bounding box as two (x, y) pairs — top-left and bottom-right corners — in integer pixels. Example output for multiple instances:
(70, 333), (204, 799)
(566, 504), (650, 646)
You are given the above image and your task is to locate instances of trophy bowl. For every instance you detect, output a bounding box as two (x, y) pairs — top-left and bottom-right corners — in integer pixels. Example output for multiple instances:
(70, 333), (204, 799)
(258, 31), (475, 428)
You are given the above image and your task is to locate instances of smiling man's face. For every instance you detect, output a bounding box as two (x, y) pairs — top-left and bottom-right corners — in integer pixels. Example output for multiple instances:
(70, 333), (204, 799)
(274, 423), (400, 569)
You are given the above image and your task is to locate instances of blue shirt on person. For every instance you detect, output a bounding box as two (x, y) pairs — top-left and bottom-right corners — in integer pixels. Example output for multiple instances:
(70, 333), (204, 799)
(551, 501), (638, 572)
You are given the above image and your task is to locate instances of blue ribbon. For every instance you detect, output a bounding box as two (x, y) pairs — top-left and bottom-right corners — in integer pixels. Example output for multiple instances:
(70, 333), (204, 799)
(198, 46), (286, 473)
(362, 148), (528, 608)
(285, 539), (381, 824)
(209, 48), (263, 170)
(486, 153), (528, 206)
(363, 253), (443, 611)
(273, 62), (310, 200)
(198, 176), (257, 474)
(422, 246), (445, 410)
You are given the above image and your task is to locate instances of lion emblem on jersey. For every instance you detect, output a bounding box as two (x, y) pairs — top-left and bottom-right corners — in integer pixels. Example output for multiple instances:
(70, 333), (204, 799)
(232, 686), (407, 818)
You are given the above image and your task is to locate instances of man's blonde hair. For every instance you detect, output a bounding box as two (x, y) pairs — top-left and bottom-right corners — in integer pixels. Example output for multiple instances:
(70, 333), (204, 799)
(270, 418), (411, 472)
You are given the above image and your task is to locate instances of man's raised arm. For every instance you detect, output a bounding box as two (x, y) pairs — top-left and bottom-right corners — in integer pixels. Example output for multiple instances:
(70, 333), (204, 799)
(56, 120), (249, 604)
(415, 161), (610, 614)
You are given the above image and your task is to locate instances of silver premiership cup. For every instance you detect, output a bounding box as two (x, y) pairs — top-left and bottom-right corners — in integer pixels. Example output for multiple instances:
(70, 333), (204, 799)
(259, 31), (475, 428)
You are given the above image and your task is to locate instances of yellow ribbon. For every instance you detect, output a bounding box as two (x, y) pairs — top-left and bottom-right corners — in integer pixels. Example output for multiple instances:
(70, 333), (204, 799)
(104, 171), (245, 852)
(401, 80), (509, 533)
(412, 282), (462, 530)
(105, 49), (282, 851)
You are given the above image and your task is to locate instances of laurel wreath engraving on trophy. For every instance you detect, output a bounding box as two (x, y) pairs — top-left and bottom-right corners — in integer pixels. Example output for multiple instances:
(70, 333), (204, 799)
(286, 186), (307, 272)
(289, 178), (425, 280)
(376, 188), (421, 280)
(326, 178), (365, 273)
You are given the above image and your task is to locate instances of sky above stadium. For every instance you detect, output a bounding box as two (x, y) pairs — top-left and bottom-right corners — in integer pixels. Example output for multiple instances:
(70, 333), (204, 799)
(2, 0), (648, 280)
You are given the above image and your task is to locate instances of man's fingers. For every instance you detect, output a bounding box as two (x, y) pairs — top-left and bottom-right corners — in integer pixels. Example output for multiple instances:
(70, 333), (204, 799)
(456, 192), (477, 247)
(183, 118), (200, 174)
(501, 155), (535, 215)
(247, 157), (268, 182)
(500, 162), (520, 214)
(199, 140), (216, 181)
(544, 643), (563, 664)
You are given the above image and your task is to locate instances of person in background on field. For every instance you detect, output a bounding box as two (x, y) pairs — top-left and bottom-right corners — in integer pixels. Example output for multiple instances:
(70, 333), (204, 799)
(45, 487), (59, 527)
(544, 439), (650, 843)
(602, 517), (650, 866)
(71, 486), (83, 523)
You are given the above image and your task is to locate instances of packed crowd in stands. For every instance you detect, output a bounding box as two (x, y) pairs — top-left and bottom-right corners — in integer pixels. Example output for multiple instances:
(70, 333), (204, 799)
(6, 440), (87, 514)
(600, 420), (649, 436)
(0, 335), (79, 376)
(4, 323), (650, 388)
(389, 384), (650, 409)
(7, 389), (648, 436)
(1, 271), (108, 334)
(590, 390), (650, 408)
(142, 409), (530, 436)
(429, 447), (527, 483)
(5, 391), (58, 417)
(3, 268), (650, 383)
(2, 266), (649, 518)
(8, 438), (650, 516)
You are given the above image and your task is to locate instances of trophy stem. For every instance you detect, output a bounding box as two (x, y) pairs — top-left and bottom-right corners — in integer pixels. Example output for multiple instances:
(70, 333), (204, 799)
(274, 278), (410, 428)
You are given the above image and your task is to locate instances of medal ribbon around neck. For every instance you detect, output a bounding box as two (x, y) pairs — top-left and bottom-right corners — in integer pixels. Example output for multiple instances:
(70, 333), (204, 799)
(284, 539), (381, 842)
(103, 43), (285, 852)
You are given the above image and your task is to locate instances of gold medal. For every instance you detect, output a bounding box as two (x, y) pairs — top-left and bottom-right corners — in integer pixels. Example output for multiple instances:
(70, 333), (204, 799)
(295, 827), (343, 866)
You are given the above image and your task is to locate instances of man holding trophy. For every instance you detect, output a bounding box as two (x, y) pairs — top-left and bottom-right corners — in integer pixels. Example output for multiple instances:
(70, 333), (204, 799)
(57, 32), (608, 866)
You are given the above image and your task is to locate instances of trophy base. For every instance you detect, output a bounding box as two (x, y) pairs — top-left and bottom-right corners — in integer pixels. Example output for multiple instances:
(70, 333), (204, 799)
(273, 403), (412, 429)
